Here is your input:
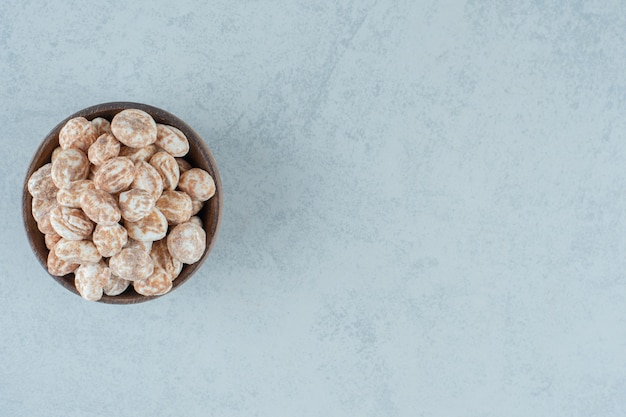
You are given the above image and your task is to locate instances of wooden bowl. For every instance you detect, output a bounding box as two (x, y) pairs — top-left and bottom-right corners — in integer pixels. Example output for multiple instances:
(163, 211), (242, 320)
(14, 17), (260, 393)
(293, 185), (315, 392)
(22, 102), (222, 304)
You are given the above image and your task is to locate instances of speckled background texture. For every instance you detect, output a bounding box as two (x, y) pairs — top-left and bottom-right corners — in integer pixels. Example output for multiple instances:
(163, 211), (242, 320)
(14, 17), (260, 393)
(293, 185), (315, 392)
(2, 1), (626, 416)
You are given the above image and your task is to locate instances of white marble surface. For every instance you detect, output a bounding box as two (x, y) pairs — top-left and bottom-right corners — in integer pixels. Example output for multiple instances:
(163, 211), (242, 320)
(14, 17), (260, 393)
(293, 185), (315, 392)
(2, 1), (626, 416)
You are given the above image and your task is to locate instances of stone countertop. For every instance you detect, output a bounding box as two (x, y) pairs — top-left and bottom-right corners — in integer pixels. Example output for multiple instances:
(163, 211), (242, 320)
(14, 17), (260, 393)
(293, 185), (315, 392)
(2, 1), (625, 416)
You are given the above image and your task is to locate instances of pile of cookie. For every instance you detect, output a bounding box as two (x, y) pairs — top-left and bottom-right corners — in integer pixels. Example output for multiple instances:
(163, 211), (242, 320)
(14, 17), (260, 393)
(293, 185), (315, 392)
(27, 109), (215, 301)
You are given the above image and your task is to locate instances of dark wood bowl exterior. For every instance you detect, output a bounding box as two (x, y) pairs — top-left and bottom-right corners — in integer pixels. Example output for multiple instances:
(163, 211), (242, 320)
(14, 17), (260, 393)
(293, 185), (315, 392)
(22, 102), (222, 304)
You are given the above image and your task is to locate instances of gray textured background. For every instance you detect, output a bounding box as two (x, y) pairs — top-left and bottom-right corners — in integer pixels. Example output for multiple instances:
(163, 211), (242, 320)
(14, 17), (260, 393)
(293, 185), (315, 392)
(2, 1), (626, 416)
